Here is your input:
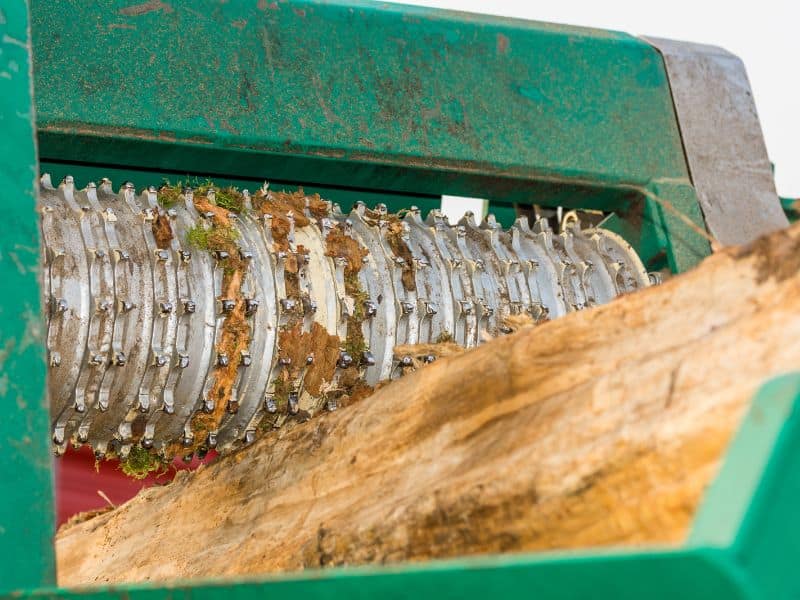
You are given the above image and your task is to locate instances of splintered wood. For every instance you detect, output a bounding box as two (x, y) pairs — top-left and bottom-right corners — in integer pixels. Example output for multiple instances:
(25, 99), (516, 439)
(57, 223), (800, 585)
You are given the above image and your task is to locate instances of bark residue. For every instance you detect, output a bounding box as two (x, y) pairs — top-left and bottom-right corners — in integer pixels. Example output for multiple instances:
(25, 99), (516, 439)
(362, 208), (416, 292)
(276, 322), (340, 398)
(324, 225), (369, 273)
(185, 197), (251, 450)
(386, 221), (417, 292)
(253, 187), (329, 251)
(335, 366), (374, 409)
(151, 212), (174, 249)
(324, 224), (370, 359)
(283, 245), (310, 300)
(323, 223), (374, 401)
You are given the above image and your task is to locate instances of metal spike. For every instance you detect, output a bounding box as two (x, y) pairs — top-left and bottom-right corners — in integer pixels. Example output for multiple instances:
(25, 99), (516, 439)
(338, 352), (353, 368)
(287, 392), (299, 414)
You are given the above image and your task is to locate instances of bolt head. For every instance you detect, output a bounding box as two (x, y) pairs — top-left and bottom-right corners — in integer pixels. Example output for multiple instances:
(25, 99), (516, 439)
(338, 352), (353, 368)
(245, 299), (259, 315)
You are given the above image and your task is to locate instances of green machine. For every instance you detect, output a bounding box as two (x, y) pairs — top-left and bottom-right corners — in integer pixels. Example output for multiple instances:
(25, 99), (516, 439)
(1, 1), (797, 598)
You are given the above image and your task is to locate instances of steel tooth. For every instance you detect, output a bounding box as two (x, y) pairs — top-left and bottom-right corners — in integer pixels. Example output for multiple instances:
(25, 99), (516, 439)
(407, 205), (424, 222)
(514, 215), (532, 234)
(482, 214), (500, 230)
(118, 444), (132, 461)
(120, 181), (136, 197)
(458, 211), (477, 227)
(40, 172), (55, 190)
(532, 217), (552, 234)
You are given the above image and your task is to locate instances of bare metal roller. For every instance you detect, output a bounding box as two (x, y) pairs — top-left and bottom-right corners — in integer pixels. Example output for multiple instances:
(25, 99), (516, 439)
(39, 176), (650, 461)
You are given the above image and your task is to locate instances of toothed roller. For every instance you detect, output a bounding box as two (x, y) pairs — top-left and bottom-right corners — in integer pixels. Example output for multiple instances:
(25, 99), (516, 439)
(39, 175), (650, 459)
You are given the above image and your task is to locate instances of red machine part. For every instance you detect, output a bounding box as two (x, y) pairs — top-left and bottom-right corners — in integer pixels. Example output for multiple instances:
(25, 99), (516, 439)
(55, 447), (214, 526)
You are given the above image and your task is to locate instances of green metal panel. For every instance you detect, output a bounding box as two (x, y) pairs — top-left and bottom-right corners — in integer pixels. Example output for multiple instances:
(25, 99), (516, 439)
(31, 0), (688, 192)
(29, 0), (709, 271)
(690, 373), (800, 597)
(645, 180), (709, 273)
(18, 548), (750, 600)
(0, 0), (56, 591)
(781, 196), (798, 222)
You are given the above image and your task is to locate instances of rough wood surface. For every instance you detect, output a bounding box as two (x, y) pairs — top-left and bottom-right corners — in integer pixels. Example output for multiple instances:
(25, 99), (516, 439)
(57, 224), (800, 586)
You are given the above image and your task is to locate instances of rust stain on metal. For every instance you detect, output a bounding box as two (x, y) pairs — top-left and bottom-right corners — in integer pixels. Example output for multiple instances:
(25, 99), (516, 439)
(39, 122), (181, 143)
(107, 23), (137, 31)
(496, 33), (509, 54)
(118, 1), (174, 17)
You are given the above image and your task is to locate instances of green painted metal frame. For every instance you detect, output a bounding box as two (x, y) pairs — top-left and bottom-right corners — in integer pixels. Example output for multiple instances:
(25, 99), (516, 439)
(30, 0), (708, 272)
(7, 1), (797, 598)
(0, 0), (56, 590)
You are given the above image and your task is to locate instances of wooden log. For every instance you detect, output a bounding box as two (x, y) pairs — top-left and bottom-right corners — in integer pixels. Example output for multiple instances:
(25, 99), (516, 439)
(57, 223), (800, 586)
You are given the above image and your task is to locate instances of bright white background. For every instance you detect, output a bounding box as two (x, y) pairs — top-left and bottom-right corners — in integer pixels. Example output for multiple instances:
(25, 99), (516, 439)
(394, 0), (799, 219)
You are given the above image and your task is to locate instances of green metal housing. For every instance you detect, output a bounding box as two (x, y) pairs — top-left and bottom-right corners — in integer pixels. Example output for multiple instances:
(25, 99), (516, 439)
(31, 0), (708, 272)
(0, 0), (56, 589)
(3, 1), (796, 598)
